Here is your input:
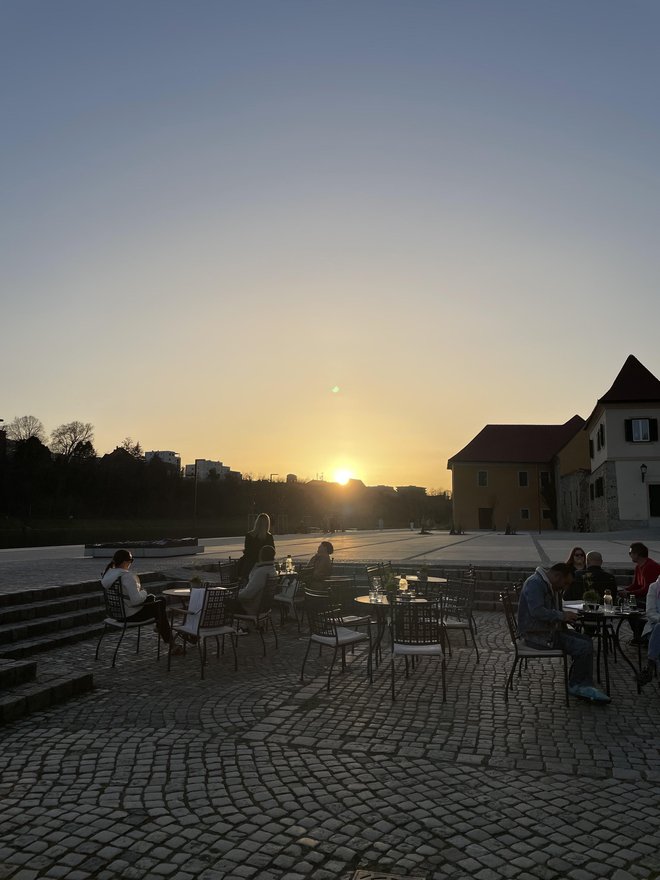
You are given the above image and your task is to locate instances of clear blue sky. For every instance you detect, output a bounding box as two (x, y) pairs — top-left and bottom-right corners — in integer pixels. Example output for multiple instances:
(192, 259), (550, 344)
(2, 0), (660, 489)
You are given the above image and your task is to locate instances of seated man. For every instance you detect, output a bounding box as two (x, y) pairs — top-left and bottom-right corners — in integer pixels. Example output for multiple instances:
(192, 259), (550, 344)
(618, 542), (660, 643)
(565, 550), (617, 601)
(305, 540), (334, 588)
(518, 562), (610, 703)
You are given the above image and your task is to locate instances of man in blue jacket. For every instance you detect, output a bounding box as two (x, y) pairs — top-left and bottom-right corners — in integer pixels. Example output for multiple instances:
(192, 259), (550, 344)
(518, 562), (610, 703)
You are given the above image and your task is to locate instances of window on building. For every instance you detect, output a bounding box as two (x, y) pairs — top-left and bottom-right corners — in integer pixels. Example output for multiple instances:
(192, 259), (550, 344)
(540, 471), (550, 487)
(518, 471), (528, 487)
(477, 471), (488, 487)
(542, 508), (552, 520)
(624, 418), (658, 443)
(595, 477), (604, 498)
(598, 423), (605, 449)
(589, 484), (594, 500)
(589, 438), (594, 458)
(520, 508), (530, 520)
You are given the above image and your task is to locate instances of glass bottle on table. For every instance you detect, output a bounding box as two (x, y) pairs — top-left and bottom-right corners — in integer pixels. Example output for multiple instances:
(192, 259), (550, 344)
(286, 554), (293, 573)
(603, 590), (613, 612)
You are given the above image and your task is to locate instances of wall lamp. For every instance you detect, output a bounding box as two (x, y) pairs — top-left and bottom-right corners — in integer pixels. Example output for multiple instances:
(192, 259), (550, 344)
(641, 463), (648, 483)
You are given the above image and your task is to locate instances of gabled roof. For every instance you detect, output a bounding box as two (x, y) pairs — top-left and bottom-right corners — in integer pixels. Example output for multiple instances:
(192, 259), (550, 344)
(447, 415), (584, 467)
(597, 355), (660, 404)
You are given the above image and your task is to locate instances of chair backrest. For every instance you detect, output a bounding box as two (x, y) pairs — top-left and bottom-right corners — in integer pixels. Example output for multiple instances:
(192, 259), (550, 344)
(441, 579), (474, 621)
(304, 591), (341, 638)
(102, 576), (127, 621)
(199, 587), (232, 629)
(499, 588), (519, 643)
(391, 602), (442, 645)
(218, 558), (239, 584)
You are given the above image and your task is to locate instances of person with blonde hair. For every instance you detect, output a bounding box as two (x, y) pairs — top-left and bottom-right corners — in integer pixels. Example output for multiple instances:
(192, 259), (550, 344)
(239, 512), (275, 581)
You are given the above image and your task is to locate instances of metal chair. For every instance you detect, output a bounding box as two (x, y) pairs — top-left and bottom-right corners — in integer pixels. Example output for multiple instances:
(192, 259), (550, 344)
(95, 579), (161, 668)
(300, 591), (372, 690)
(169, 585), (238, 679)
(441, 578), (479, 664)
(500, 587), (569, 706)
(390, 601), (446, 702)
(231, 575), (280, 656)
(272, 573), (306, 631)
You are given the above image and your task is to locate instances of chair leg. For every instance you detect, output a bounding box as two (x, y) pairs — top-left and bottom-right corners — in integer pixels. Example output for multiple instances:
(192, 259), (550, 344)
(95, 625), (107, 661)
(167, 636), (173, 672)
(391, 655), (396, 701)
(198, 637), (206, 680)
(469, 620), (480, 664)
(441, 653), (447, 703)
(300, 639), (312, 682)
(136, 626), (141, 654)
(269, 614), (279, 649)
(258, 623), (266, 657)
(506, 659), (517, 702)
(327, 646), (338, 690)
(231, 634), (238, 671)
(112, 626), (127, 668)
(563, 652), (569, 706)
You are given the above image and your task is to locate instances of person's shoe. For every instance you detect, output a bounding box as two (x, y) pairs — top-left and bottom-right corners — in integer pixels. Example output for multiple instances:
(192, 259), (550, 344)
(235, 626), (250, 636)
(637, 667), (654, 687)
(568, 684), (611, 703)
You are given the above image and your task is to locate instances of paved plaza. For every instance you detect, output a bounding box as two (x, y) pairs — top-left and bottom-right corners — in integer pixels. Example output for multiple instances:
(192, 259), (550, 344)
(1, 531), (660, 879)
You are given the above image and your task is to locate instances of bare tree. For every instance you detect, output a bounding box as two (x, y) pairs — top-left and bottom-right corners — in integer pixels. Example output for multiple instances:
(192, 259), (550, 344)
(120, 437), (143, 459)
(6, 415), (46, 443)
(50, 421), (95, 461)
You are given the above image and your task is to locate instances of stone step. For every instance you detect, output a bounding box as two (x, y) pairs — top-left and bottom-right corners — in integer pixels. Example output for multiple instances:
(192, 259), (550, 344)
(0, 658), (37, 688)
(0, 607), (106, 647)
(0, 622), (105, 659)
(0, 669), (93, 725)
(0, 590), (104, 626)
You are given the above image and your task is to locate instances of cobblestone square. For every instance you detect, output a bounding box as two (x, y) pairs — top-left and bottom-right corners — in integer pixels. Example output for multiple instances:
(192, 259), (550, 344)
(1, 605), (659, 880)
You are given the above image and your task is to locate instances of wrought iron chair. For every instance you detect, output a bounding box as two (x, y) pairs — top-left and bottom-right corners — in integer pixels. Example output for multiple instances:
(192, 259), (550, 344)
(500, 587), (569, 706)
(169, 585), (239, 679)
(301, 591), (372, 690)
(231, 575), (280, 656)
(441, 578), (479, 664)
(95, 579), (161, 668)
(390, 601), (446, 702)
(272, 572), (306, 631)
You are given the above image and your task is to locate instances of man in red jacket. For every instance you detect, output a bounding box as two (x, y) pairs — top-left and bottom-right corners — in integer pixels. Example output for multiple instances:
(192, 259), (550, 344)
(619, 542), (660, 643)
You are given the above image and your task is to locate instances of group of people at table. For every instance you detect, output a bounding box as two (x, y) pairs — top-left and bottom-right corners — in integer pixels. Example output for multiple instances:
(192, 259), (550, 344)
(100, 513), (333, 651)
(100, 514), (660, 699)
(518, 541), (660, 703)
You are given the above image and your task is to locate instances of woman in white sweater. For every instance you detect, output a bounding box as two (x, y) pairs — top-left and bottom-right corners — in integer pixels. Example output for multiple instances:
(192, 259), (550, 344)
(101, 549), (177, 649)
(638, 576), (660, 686)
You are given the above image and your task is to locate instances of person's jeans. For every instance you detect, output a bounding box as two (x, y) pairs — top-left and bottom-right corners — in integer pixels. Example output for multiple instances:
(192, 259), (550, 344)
(648, 624), (660, 663)
(525, 629), (593, 687)
(557, 630), (593, 686)
(127, 595), (172, 643)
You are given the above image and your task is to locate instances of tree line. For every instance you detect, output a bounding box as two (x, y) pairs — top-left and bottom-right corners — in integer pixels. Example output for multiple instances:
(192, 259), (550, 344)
(0, 415), (451, 544)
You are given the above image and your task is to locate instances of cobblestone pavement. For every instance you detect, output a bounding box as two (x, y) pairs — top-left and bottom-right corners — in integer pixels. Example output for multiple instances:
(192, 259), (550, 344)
(1, 613), (659, 880)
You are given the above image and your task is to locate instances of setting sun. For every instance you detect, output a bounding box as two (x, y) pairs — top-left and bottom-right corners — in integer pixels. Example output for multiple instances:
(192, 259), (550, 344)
(333, 469), (352, 485)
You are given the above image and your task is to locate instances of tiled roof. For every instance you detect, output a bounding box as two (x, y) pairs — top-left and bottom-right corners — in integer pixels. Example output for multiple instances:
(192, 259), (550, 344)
(447, 415), (585, 466)
(597, 354), (660, 404)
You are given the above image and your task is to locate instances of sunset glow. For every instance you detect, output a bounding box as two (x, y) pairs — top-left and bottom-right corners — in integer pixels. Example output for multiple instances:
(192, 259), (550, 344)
(334, 469), (352, 485)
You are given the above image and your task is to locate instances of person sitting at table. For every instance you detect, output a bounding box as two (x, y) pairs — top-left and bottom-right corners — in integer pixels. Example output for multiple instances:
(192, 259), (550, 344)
(565, 546), (587, 577)
(224, 546), (277, 628)
(564, 550), (617, 601)
(306, 540), (334, 587)
(238, 513), (275, 583)
(518, 562), (610, 703)
(101, 549), (182, 652)
(618, 542), (660, 644)
(638, 575), (660, 687)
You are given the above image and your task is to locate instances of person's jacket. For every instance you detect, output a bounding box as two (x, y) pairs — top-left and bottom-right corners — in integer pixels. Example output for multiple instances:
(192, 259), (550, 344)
(101, 568), (147, 618)
(238, 562), (276, 617)
(517, 567), (564, 648)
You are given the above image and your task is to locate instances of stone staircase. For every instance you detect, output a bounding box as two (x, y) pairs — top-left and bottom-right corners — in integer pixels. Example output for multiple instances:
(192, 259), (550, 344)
(0, 572), (175, 724)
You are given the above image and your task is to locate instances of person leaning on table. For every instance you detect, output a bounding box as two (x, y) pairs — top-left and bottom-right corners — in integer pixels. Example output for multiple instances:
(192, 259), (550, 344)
(101, 549), (182, 653)
(517, 562), (610, 703)
(619, 542), (660, 644)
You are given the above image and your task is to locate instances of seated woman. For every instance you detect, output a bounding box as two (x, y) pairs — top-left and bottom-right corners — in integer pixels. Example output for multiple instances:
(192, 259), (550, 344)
(306, 540), (334, 588)
(101, 549), (181, 652)
(638, 576), (660, 686)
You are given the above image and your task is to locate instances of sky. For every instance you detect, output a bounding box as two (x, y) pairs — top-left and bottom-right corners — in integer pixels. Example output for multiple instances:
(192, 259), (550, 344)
(3, 0), (660, 491)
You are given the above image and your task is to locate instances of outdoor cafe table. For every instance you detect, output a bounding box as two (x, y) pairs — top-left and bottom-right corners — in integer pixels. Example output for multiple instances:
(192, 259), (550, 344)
(355, 594), (429, 662)
(562, 600), (645, 696)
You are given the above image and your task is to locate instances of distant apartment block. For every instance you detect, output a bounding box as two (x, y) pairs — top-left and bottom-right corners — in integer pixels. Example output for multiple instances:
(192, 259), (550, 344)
(184, 459), (240, 480)
(145, 450), (181, 471)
